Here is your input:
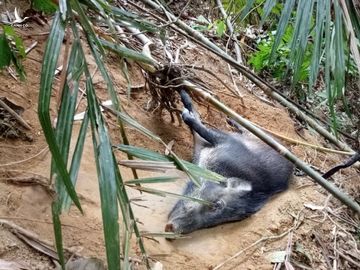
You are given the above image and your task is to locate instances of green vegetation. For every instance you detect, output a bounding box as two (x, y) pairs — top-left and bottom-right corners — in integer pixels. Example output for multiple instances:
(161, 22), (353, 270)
(0, 25), (26, 79)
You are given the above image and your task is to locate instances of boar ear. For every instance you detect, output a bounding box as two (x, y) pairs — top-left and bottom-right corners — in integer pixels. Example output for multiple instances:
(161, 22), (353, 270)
(227, 178), (252, 192)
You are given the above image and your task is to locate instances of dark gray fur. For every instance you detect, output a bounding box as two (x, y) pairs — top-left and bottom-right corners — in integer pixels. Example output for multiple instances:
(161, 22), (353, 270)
(165, 90), (294, 234)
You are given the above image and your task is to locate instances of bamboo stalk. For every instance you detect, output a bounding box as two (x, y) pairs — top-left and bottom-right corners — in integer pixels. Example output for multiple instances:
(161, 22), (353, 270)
(139, 0), (355, 153)
(215, 0), (243, 64)
(183, 81), (360, 214)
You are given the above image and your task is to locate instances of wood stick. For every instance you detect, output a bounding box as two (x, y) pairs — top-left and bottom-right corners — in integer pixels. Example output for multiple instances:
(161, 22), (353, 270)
(0, 99), (32, 130)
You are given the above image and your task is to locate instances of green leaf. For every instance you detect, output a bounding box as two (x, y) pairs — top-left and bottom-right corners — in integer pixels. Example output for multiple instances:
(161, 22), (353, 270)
(309, 0), (326, 90)
(111, 6), (158, 33)
(63, 111), (90, 209)
(100, 39), (155, 65)
(32, 0), (58, 14)
(115, 144), (224, 183)
(3, 25), (25, 58)
(215, 20), (226, 37)
(53, 41), (84, 210)
(270, 0), (296, 61)
(38, 11), (82, 212)
(261, 0), (277, 26)
(126, 176), (178, 184)
(127, 185), (211, 205)
(240, 0), (256, 21)
(52, 202), (65, 270)
(103, 107), (161, 142)
(86, 74), (121, 270)
(2, 25), (26, 79)
(0, 34), (11, 68)
(289, 0), (314, 86)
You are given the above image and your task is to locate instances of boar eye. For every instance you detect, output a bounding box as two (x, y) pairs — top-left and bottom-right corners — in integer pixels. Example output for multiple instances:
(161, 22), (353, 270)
(212, 200), (224, 211)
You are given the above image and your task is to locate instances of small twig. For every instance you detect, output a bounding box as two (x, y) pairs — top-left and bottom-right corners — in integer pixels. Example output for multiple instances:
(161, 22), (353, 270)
(182, 64), (239, 97)
(26, 31), (50, 36)
(215, 0), (243, 64)
(284, 231), (294, 269)
(25, 41), (38, 54)
(0, 146), (49, 167)
(313, 232), (333, 269)
(255, 124), (354, 156)
(336, 249), (360, 268)
(0, 216), (91, 231)
(0, 98), (32, 130)
(7, 66), (18, 81)
(333, 226), (338, 270)
(174, 41), (190, 64)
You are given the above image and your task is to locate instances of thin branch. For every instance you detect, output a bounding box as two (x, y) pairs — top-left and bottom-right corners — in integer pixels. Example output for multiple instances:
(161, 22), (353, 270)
(0, 99), (32, 130)
(0, 146), (49, 167)
(215, 0), (243, 64)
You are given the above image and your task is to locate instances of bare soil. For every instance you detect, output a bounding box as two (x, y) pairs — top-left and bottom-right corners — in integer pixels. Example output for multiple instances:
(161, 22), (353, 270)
(0, 5), (359, 270)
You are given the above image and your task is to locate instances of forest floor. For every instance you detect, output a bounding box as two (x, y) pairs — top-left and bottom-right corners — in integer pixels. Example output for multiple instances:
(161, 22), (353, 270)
(0, 1), (359, 270)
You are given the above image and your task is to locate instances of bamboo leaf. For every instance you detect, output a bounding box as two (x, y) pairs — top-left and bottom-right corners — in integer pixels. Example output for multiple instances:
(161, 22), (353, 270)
(260, 0), (277, 27)
(126, 176), (178, 184)
(270, 0), (296, 61)
(100, 39), (155, 65)
(104, 106), (161, 142)
(309, 0), (326, 90)
(59, 0), (67, 20)
(290, 0), (314, 86)
(63, 111), (90, 209)
(86, 76), (121, 270)
(70, 0), (104, 54)
(140, 232), (183, 239)
(111, 6), (158, 32)
(52, 202), (65, 270)
(345, 0), (360, 38)
(115, 144), (224, 182)
(115, 144), (169, 162)
(38, 11), (82, 212)
(240, 0), (256, 21)
(127, 185), (211, 205)
(53, 40), (84, 210)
